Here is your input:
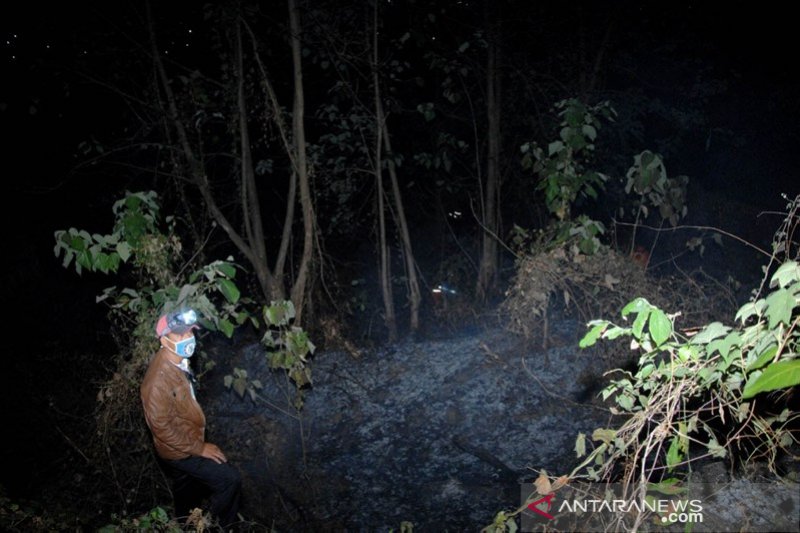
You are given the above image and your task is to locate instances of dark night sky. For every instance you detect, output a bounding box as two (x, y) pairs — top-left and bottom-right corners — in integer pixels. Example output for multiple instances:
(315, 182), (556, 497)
(1, 0), (799, 503)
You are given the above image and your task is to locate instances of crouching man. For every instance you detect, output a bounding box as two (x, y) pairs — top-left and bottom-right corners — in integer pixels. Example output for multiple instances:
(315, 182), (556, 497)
(141, 308), (241, 529)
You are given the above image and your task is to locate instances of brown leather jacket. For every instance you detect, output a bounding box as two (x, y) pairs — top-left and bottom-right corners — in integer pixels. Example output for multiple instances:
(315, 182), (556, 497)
(140, 349), (206, 460)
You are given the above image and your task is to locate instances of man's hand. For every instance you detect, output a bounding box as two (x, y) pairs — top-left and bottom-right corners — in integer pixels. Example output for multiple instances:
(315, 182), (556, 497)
(201, 442), (228, 464)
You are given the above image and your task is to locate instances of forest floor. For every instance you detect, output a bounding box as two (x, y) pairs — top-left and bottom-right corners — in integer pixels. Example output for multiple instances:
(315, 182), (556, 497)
(203, 310), (798, 532)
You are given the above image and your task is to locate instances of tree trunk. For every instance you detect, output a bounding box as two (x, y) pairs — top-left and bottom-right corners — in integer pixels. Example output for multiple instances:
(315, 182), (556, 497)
(372, 2), (421, 334)
(235, 22), (282, 300)
(242, 20), (296, 297)
(287, 0), (316, 324)
(476, 15), (501, 303)
(377, 157), (398, 342)
(379, 107), (421, 333)
(373, 3), (397, 341)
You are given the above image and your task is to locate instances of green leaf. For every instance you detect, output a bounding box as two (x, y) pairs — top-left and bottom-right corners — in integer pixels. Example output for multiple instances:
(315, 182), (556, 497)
(707, 332), (742, 361)
(603, 326), (629, 340)
(575, 432), (586, 457)
(666, 437), (682, 469)
(765, 288), (796, 328)
(632, 308), (651, 339)
(177, 283), (197, 305)
(580, 322), (607, 348)
(548, 140), (564, 156)
(637, 364), (655, 379)
(742, 359), (800, 399)
(616, 394), (634, 410)
(677, 345), (698, 362)
(217, 262), (236, 278)
(115, 241), (132, 262)
(219, 279), (241, 304)
(233, 378), (246, 398)
(648, 309), (672, 346)
(666, 425), (688, 471)
(735, 301), (760, 323)
(746, 345), (778, 372)
(706, 437), (727, 458)
(770, 261), (800, 288)
(690, 322), (730, 344)
(592, 428), (617, 444)
(219, 318), (235, 338)
(622, 297), (650, 317)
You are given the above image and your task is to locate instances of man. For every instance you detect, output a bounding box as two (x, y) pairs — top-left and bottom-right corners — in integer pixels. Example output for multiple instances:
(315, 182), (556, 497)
(141, 308), (241, 528)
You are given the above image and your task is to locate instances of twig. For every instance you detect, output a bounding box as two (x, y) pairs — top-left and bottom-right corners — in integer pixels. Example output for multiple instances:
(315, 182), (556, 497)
(176, 224), (217, 279)
(469, 197), (520, 259)
(55, 424), (92, 464)
(613, 219), (772, 258)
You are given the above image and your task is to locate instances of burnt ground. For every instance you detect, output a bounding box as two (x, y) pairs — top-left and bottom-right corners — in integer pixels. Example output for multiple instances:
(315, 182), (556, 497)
(198, 311), (799, 532)
(201, 316), (618, 531)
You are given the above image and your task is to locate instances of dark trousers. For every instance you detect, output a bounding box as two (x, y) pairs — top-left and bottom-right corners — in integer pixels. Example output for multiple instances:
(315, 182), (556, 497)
(162, 455), (242, 528)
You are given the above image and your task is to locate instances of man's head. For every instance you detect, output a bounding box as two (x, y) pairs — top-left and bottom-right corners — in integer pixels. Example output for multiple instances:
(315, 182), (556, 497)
(156, 308), (199, 358)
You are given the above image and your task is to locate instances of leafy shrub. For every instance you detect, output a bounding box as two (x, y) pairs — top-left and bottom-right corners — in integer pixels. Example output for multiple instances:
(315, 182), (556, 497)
(53, 191), (314, 522)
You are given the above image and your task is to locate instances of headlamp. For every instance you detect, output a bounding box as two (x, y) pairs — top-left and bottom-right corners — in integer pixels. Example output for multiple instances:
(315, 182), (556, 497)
(169, 308), (198, 329)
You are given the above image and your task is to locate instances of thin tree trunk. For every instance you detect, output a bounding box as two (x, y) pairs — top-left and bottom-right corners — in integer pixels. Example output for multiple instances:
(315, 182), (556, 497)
(242, 20), (297, 292)
(373, 3), (397, 341)
(372, 2), (420, 334)
(378, 107), (421, 333)
(476, 17), (501, 303)
(288, 0), (315, 324)
(235, 22), (281, 300)
(377, 156), (397, 342)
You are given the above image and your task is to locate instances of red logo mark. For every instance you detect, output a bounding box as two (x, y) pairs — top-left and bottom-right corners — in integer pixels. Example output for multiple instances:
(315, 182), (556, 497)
(527, 493), (556, 520)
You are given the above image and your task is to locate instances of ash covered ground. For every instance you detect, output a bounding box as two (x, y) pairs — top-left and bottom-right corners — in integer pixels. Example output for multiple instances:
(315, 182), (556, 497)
(203, 318), (611, 531)
(198, 307), (798, 532)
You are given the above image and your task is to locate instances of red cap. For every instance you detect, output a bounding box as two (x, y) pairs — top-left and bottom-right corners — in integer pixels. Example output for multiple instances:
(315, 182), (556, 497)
(155, 309), (199, 337)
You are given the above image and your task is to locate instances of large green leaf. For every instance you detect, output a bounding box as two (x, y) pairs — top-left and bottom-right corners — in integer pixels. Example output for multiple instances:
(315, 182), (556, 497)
(770, 261), (800, 288)
(648, 309), (672, 346)
(579, 322), (608, 348)
(622, 297), (650, 317)
(218, 279), (241, 304)
(115, 241), (132, 262)
(742, 359), (800, 399)
(691, 322), (730, 344)
(217, 262), (237, 279)
(666, 436), (683, 470)
(746, 345), (778, 372)
(219, 318), (235, 338)
(632, 308), (651, 339)
(765, 288), (796, 329)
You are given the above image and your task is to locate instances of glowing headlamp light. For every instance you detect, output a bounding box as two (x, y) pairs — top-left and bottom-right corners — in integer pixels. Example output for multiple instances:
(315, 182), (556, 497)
(169, 309), (198, 329)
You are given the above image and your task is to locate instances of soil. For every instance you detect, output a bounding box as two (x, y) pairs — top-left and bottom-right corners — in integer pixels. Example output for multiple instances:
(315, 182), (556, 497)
(198, 312), (799, 532)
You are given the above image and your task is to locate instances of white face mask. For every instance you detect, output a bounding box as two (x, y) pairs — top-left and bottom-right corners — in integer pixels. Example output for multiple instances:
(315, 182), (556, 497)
(165, 335), (196, 358)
